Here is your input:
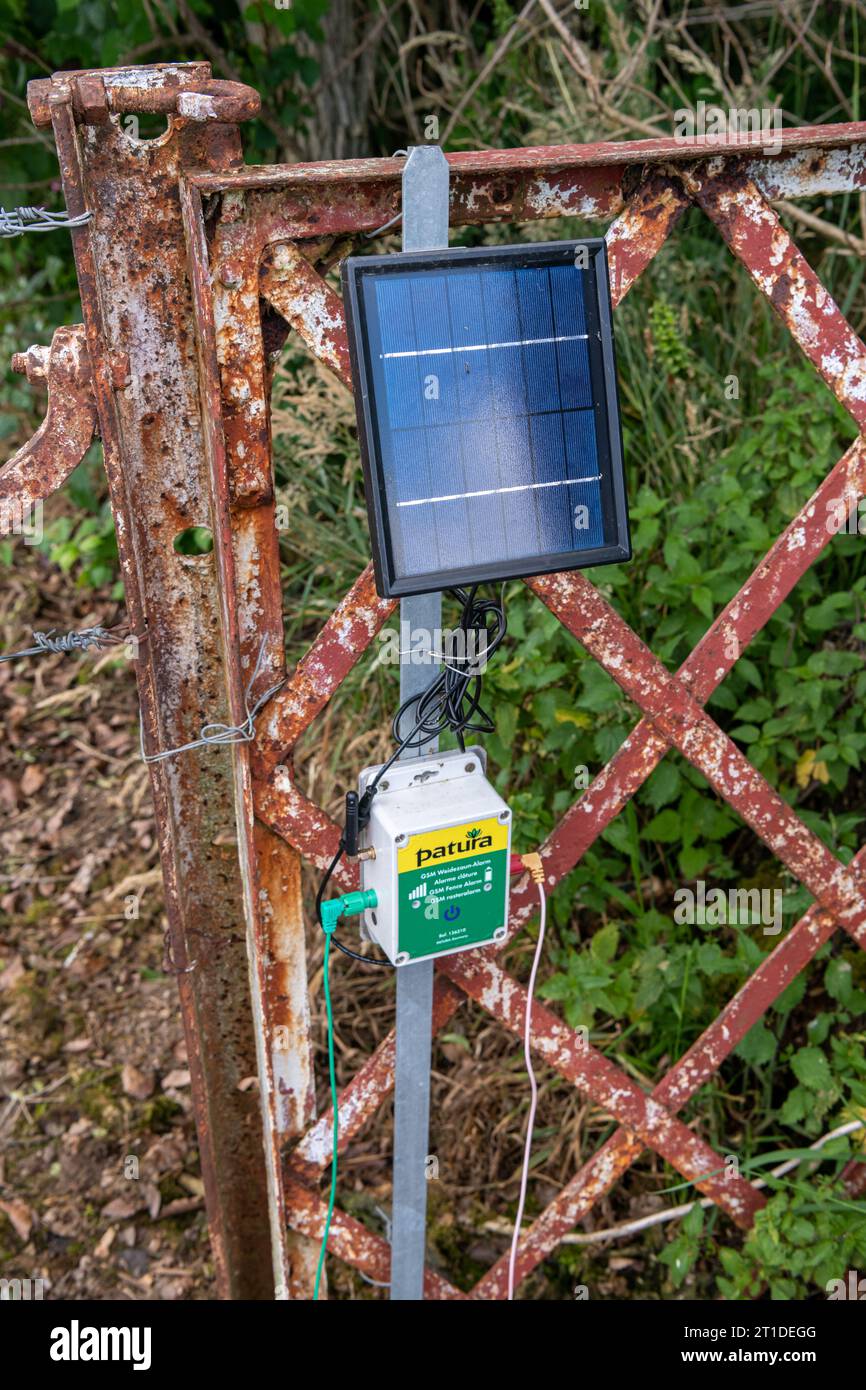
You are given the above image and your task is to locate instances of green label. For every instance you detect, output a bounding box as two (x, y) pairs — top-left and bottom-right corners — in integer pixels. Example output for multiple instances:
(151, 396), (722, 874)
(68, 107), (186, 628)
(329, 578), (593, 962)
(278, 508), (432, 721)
(397, 815), (508, 960)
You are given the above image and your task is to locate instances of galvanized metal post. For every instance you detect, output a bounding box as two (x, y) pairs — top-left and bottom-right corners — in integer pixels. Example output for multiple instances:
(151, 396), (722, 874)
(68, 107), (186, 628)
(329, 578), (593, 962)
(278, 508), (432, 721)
(391, 145), (449, 1301)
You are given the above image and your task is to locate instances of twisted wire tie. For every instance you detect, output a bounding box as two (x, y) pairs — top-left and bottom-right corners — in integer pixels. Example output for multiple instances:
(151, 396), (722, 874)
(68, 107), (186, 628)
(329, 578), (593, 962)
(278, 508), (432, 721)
(141, 637), (285, 763)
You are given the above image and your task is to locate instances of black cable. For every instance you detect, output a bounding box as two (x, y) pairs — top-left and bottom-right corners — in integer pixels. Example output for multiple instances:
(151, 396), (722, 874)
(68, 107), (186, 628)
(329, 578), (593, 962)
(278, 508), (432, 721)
(365, 584), (507, 801)
(331, 932), (394, 967)
(315, 842), (394, 969)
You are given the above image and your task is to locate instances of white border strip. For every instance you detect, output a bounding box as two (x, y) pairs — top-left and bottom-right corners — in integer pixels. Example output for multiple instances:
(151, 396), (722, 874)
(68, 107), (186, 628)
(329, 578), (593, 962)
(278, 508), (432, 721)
(381, 333), (587, 360)
(396, 475), (602, 508)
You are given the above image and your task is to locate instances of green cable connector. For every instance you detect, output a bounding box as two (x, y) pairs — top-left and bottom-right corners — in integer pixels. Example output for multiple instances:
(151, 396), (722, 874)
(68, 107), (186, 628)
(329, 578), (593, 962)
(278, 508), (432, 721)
(319, 888), (377, 934)
(314, 885), (377, 1302)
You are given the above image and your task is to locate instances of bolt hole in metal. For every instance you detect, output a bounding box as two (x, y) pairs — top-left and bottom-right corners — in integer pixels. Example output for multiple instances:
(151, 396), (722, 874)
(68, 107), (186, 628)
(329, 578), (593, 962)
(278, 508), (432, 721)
(173, 525), (214, 557)
(117, 112), (173, 146)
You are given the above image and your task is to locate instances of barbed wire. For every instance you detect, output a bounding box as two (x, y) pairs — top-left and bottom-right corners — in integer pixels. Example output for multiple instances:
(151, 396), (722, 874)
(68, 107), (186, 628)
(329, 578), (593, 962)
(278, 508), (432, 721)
(0, 626), (126, 663)
(0, 205), (93, 238)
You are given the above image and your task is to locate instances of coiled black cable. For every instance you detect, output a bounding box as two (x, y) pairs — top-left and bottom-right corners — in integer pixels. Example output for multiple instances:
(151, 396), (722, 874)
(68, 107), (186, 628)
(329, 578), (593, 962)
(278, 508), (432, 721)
(389, 583), (507, 757)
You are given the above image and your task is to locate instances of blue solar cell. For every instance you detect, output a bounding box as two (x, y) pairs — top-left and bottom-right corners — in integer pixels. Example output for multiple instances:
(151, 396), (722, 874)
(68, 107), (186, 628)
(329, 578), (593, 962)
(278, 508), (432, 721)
(342, 241), (629, 596)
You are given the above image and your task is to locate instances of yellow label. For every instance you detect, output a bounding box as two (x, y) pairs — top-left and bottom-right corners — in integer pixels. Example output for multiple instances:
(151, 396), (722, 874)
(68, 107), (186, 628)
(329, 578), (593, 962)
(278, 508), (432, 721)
(397, 815), (508, 874)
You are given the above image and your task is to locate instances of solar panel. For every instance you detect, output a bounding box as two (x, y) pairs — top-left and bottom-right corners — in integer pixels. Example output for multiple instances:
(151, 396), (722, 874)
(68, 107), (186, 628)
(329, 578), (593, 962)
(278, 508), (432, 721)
(342, 239), (630, 598)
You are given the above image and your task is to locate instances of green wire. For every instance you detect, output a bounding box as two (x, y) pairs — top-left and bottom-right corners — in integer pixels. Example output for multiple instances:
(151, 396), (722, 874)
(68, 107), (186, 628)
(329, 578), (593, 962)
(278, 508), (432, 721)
(314, 932), (339, 1301)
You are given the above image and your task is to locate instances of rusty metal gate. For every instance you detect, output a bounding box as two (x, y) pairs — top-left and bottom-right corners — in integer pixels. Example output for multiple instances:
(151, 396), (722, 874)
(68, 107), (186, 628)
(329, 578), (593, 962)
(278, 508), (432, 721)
(4, 60), (866, 1299)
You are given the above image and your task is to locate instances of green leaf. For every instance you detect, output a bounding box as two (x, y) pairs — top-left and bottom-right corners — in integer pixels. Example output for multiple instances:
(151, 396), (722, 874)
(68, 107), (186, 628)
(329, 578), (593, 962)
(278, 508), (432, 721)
(678, 844), (709, 878)
(642, 808), (681, 842)
(590, 923), (619, 964)
(683, 1203), (705, 1237)
(736, 1021), (777, 1066)
(824, 957), (853, 1006)
(691, 585), (714, 618)
(644, 761), (681, 811)
(772, 973), (807, 1016)
(790, 1046), (832, 1092)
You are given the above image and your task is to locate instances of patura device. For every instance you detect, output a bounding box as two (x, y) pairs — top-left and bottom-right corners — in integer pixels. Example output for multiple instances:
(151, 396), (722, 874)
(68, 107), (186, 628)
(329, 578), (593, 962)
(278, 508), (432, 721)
(356, 746), (511, 966)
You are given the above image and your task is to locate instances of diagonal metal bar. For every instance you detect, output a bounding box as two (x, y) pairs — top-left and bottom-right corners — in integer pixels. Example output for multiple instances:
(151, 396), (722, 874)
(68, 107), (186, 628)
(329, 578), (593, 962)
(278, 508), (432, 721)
(693, 170), (866, 429)
(508, 435), (866, 924)
(260, 242), (354, 388)
(475, 861), (853, 1296)
(437, 952), (764, 1226)
(241, 144), (866, 1295)
(282, 1175), (468, 1298)
(605, 172), (690, 308)
(530, 570), (866, 945)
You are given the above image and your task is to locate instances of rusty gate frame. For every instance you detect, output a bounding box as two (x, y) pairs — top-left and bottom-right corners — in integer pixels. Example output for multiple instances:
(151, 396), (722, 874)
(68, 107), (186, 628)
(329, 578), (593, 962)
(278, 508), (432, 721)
(5, 61), (866, 1299)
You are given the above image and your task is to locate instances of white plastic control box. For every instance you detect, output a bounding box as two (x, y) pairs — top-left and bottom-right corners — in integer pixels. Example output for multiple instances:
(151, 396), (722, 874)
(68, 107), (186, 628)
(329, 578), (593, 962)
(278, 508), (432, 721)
(358, 746), (511, 967)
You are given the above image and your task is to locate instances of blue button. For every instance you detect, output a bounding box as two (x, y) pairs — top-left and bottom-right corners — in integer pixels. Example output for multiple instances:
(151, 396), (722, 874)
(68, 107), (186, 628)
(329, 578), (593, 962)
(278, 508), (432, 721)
(443, 904), (460, 921)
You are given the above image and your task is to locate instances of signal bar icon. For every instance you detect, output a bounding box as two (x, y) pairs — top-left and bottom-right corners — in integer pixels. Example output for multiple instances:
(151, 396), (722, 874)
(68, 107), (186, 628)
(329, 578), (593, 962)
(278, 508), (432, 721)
(409, 881), (427, 901)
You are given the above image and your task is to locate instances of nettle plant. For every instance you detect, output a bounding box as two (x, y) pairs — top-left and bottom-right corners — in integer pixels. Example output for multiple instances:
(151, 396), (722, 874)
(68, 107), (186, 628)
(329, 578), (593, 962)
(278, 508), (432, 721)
(659, 1154), (866, 1299)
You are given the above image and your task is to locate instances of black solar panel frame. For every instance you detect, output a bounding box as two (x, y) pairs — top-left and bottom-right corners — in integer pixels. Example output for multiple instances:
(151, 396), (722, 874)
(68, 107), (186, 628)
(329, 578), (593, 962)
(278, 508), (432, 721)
(342, 239), (631, 598)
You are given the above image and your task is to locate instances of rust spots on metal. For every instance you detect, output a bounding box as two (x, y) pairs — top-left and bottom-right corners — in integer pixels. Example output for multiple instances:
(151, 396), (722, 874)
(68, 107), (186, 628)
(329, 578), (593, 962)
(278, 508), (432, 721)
(41, 63), (278, 1299)
(28, 62), (259, 127)
(439, 951), (762, 1228)
(1, 324), (96, 521)
(530, 569), (866, 947)
(749, 140), (866, 199)
(605, 172), (691, 308)
(260, 243), (353, 388)
(695, 170), (866, 429)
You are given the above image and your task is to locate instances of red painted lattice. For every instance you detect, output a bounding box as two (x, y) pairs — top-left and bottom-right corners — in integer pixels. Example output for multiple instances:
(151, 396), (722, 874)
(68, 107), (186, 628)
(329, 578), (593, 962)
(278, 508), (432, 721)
(248, 154), (866, 1298)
